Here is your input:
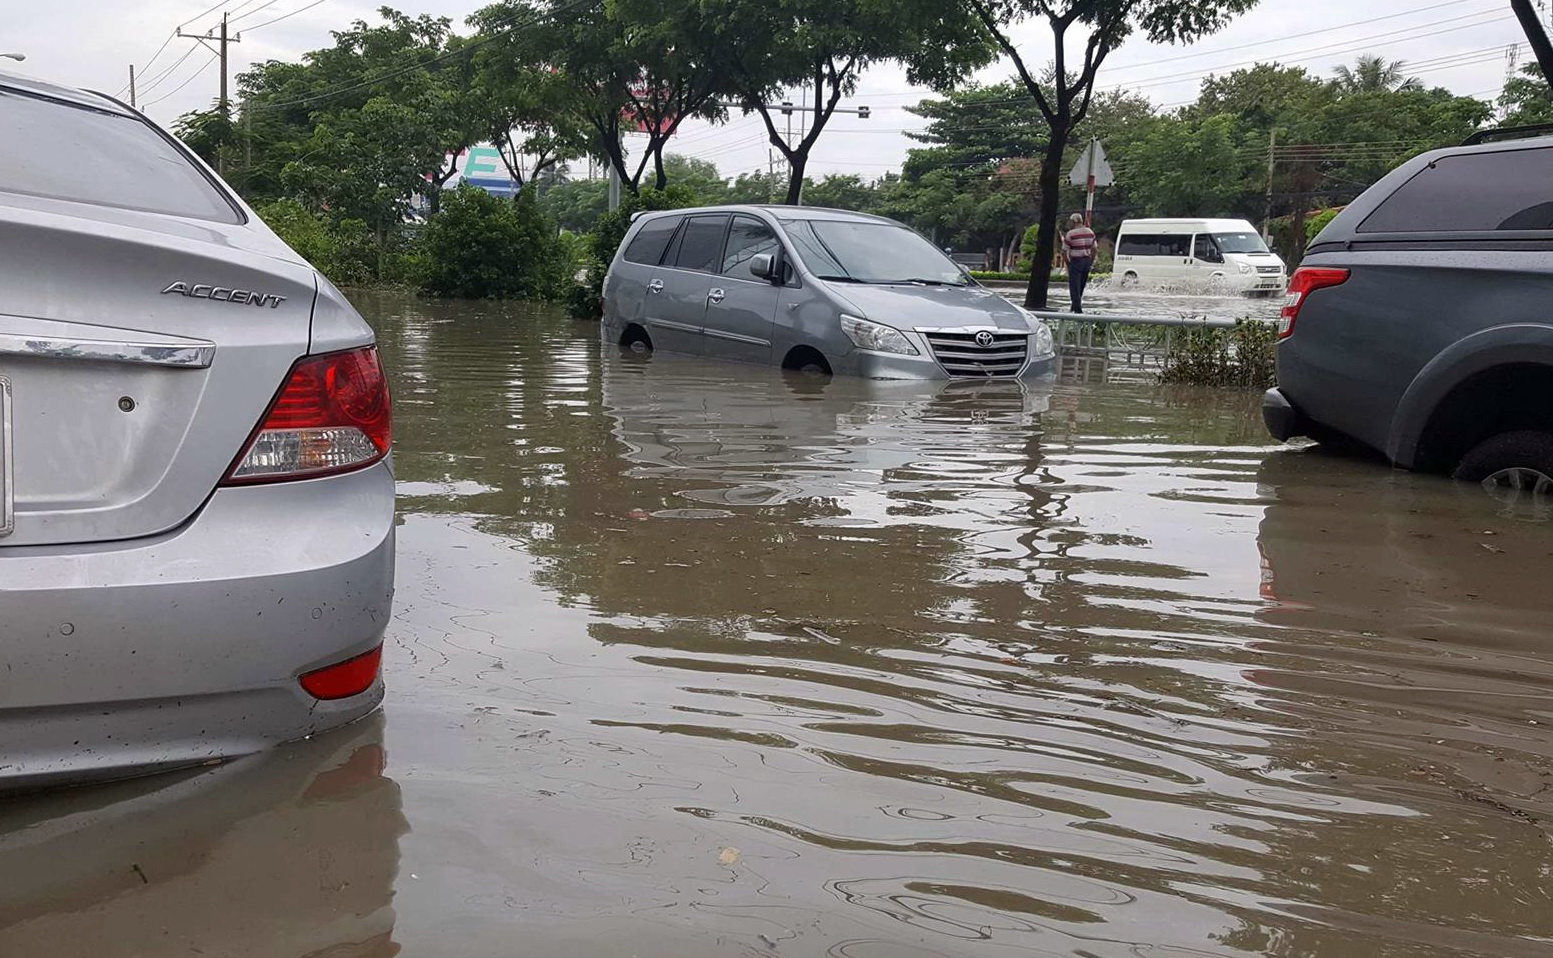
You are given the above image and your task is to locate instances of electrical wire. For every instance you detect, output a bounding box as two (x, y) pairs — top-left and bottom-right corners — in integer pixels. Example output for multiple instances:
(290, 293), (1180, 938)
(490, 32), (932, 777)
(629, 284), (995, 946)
(249, 0), (602, 113)
(141, 52), (220, 108)
(241, 0), (336, 34)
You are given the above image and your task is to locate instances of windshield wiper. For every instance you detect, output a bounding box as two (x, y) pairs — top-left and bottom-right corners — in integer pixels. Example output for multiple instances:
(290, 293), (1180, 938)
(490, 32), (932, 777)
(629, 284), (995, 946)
(898, 278), (967, 287)
(814, 274), (867, 283)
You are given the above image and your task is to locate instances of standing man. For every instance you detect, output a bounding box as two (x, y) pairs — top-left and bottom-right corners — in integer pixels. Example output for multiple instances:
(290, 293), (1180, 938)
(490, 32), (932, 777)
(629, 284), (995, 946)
(1061, 213), (1096, 314)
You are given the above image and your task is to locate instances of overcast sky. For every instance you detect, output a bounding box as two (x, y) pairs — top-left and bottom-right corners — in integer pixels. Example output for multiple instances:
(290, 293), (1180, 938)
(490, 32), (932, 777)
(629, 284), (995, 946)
(0, 0), (1533, 180)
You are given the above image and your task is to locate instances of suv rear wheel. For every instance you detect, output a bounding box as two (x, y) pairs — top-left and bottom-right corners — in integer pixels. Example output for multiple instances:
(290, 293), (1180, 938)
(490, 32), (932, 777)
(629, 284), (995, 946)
(1452, 430), (1553, 499)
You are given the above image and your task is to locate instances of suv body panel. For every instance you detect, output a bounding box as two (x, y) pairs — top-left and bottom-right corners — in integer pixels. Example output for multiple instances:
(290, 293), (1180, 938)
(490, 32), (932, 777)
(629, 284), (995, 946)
(1269, 136), (1553, 472)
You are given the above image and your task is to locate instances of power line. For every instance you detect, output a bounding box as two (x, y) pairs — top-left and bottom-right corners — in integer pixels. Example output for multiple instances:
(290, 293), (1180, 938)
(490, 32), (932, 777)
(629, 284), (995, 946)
(228, 0), (287, 25)
(241, 0), (335, 34)
(142, 53), (220, 108)
(248, 0), (602, 113)
(118, 0), (235, 95)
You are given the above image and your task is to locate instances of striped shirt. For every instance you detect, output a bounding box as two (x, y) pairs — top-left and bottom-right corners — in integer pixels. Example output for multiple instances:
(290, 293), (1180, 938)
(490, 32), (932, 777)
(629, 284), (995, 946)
(1063, 225), (1096, 260)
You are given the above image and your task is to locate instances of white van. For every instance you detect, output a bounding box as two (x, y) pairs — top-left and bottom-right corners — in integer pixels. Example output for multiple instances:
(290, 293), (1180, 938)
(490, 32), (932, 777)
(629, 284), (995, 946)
(1113, 218), (1286, 295)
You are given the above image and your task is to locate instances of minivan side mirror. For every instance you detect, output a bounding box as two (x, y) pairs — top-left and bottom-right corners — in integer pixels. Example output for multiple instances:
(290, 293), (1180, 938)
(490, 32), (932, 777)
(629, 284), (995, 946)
(749, 252), (786, 285)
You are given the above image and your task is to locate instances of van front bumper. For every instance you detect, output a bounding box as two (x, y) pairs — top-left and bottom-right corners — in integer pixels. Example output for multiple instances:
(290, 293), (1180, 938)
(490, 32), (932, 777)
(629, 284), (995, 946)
(849, 349), (1056, 381)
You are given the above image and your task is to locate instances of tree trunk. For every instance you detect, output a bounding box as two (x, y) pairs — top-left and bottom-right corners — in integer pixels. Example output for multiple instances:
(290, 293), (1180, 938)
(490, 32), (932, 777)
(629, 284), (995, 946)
(1024, 130), (1068, 310)
(784, 151), (808, 205)
(653, 146), (668, 191)
(1511, 0), (1553, 94)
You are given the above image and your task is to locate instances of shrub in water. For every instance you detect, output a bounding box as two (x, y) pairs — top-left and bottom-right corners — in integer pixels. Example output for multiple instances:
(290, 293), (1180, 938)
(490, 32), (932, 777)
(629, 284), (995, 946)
(1159, 319), (1277, 389)
(419, 185), (571, 300)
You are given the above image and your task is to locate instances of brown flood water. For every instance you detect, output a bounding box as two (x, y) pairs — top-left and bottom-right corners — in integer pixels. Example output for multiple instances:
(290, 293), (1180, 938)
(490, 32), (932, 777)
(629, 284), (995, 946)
(3, 293), (1552, 958)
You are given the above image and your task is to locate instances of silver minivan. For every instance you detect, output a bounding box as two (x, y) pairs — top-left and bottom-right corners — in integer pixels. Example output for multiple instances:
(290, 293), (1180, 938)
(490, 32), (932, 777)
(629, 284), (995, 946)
(602, 206), (1056, 379)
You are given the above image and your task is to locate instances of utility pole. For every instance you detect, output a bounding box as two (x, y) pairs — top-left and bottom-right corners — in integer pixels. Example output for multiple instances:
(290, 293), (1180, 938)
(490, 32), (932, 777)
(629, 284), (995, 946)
(1262, 128), (1278, 241)
(128, 65), (136, 109)
(178, 13), (240, 172)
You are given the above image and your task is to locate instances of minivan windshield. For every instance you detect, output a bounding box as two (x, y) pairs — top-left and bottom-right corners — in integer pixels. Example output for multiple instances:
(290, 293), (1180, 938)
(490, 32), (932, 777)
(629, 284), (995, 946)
(783, 219), (967, 286)
(1213, 231), (1270, 254)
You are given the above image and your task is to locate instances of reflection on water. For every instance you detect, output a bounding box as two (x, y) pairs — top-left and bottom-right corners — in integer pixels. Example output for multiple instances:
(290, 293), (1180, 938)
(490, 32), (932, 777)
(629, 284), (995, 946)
(25, 291), (1546, 957)
(367, 292), (1553, 957)
(0, 715), (404, 957)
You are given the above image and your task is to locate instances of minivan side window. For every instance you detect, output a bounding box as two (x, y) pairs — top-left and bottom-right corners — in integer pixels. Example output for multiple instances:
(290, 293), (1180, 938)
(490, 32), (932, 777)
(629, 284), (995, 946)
(623, 215), (681, 264)
(0, 86), (238, 223)
(721, 216), (780, 276)
(672, 215), (730, 272)
(1193, 234), (1222, 262)
(1359, 148), (1553, 232)
(1118, 233), (1190, 257)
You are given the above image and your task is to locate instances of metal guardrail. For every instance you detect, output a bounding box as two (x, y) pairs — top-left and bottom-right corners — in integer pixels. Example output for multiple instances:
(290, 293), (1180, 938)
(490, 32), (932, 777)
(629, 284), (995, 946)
(1027, 311), (1277, 379)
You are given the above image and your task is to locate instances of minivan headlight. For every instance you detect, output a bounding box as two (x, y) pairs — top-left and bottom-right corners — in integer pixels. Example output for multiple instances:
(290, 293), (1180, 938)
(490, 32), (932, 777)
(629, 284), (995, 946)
(1238, 263), (1255, 274)
(1018, 308), (1056, 357)
(840, 316), (918, 356)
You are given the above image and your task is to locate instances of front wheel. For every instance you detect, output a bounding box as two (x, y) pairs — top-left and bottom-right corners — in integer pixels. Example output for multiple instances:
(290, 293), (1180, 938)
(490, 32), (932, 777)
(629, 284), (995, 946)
(1452, 430), (1553, 506)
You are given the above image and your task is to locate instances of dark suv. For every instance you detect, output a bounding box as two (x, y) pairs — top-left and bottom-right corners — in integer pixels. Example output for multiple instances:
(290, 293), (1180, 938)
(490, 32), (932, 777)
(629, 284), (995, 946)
(1264, 132), (1553, 496)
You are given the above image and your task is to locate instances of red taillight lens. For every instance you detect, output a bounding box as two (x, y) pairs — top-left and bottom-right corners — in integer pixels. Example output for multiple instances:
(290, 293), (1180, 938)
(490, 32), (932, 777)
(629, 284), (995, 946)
(300, 645), (383, 700)
(1278, 267), (1349, 339)
(224, 346), (391, 484)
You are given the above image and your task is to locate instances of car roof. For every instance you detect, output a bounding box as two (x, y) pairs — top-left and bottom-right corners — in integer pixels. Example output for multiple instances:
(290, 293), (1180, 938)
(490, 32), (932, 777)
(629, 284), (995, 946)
(0, 70), (134, 116)
(1119, 218), (1256, 230)
(637, 204), (897, 226)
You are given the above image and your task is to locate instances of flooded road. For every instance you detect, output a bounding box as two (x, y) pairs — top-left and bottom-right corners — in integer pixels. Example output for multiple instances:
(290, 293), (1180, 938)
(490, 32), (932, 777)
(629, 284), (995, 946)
(4, 293), (1551, 957)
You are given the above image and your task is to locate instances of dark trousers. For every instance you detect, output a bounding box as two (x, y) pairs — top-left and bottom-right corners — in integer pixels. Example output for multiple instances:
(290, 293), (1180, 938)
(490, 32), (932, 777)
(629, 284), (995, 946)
(1067, 257), (1093, 314)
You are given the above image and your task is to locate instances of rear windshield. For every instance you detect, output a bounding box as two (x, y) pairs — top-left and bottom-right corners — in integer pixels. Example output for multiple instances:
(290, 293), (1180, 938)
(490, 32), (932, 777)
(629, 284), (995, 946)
(1359, 147), (1553, 233)
(0, 87), (239, 222)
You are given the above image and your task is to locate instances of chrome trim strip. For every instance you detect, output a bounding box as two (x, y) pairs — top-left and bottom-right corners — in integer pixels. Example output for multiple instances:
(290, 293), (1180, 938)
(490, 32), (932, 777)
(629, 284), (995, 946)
(0, 377), (12, 538)
(645, 319), (703, 335)
(0, 333), (215, 368)
(702, 327), (770, 347)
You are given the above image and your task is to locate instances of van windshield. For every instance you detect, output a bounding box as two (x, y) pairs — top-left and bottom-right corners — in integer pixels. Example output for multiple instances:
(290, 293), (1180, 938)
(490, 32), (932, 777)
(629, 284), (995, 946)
(783, 219), (967, 286)
(1213, 231), (1270, 254)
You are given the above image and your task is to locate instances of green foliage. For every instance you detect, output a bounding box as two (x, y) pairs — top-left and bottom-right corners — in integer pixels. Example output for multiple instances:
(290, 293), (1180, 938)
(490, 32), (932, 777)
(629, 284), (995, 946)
(256, 200), (382, 286)
(419, 186), (571, 300)
(569, 186), (700, 319)
(1498, 61), (1553, 126)
(1160, 319), (1278, 388)
(1305, 208), (1340, 240)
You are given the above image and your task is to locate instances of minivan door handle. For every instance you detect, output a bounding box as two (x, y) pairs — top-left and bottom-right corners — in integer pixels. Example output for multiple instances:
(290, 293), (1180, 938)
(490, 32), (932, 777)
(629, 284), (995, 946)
(707, 288), (725, 305)
(647, 279), (665, 294)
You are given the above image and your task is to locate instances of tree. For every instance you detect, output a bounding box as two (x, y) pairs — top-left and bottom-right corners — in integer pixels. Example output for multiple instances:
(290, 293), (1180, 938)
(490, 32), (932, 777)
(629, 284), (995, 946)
(1499, 61), (1553, 125)
(959, 0), (1259, 308)
(480, 0), (736, 194)
(1332, 55), (1420, 94)
(465, 17), (592, 193)
(684, 0), (994, 204)
(1510, 0), (1553, 98)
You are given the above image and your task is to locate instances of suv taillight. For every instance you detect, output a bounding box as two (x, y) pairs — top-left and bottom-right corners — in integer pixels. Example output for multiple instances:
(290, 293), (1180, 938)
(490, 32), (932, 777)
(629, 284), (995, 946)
(1278, 267), (1349, 339)
(223, 346), (391, 484)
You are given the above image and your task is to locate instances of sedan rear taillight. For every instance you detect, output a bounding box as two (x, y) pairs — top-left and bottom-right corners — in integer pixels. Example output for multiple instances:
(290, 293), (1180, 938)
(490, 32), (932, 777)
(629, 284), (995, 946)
(1278, 267), (1350, 339)
(223, 346), (391, 484)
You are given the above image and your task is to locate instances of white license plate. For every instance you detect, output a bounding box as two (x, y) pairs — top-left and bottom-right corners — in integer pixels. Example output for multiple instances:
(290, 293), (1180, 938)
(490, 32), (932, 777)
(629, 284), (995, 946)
(0, 376), (11, 538)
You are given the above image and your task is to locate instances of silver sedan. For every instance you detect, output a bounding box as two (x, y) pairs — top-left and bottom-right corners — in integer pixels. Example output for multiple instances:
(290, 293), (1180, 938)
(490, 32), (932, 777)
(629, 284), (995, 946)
(0, 72), (394, 788)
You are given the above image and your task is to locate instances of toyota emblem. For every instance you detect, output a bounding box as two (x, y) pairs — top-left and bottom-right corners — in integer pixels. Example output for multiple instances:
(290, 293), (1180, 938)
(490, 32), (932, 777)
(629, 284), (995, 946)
(974, 330), (996, 348)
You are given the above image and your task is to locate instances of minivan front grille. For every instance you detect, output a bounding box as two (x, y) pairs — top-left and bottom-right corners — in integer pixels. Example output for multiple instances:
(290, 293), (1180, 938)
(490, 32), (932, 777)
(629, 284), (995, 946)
(921, 330), (1029, 377)
(1255, 265), (1282, 274)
